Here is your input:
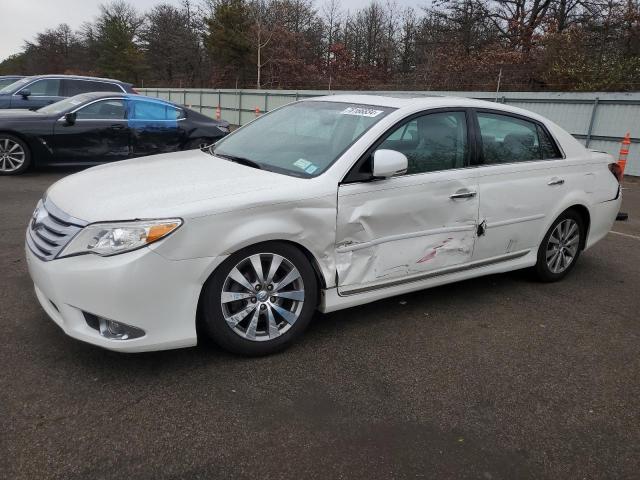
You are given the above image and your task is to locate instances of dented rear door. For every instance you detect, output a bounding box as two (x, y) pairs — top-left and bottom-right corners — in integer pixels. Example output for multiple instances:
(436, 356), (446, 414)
(471, 110), (567, 261)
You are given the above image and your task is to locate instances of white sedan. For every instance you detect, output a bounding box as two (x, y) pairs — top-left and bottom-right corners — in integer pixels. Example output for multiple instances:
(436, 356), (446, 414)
(26, 95), (622, 355)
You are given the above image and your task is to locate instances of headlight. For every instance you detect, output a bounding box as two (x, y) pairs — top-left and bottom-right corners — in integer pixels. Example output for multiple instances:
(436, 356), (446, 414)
(217, 125), (230, 133)
(59, 219), (182, 258)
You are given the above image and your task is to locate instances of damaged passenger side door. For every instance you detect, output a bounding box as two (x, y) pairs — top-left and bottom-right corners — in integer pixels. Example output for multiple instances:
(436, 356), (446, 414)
(336, 109), (479, 294)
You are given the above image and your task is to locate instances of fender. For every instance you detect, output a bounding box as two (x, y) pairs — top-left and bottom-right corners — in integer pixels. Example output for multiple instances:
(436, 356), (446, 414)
(151, 193), (338, 288)
(539, 189), (592, 248)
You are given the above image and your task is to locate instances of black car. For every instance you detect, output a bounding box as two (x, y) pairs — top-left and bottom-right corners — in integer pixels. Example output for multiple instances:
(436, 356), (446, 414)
(0, 74), (136, 110)
(0, 76), (25, 89)
(0, 92), (230, 175)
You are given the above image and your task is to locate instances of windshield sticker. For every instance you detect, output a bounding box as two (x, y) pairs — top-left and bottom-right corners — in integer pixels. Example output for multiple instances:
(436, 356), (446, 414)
(305, 165), (318, 174)
(293, 158), (312, 170)
(340, 106), (383, 117)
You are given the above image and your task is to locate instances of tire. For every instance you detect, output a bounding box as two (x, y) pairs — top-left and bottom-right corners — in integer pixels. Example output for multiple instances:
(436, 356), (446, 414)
(534, 209), (584, 282)
(0, 134), (31, 175)
(201, 242), (318, 356)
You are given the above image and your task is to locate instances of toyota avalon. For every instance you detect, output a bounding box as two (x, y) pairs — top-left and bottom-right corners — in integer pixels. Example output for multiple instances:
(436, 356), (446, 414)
(26, 95), (622, 355)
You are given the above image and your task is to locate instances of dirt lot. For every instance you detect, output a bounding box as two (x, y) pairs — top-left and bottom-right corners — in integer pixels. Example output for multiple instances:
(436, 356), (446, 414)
(1, 171), (639, 480)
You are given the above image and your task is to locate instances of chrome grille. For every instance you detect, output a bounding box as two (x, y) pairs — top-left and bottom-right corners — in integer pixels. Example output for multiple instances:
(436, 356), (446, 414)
(27, 198), (87, 261)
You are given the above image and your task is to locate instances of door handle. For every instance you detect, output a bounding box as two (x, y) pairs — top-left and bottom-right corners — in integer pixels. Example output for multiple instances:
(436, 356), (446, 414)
(110, 124), (125, 130)
(450, 189), (477, 199)
(548, 178), (565, 186)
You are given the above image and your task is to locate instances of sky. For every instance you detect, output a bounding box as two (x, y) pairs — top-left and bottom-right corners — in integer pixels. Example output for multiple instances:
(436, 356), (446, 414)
(0, 0), (425, 62)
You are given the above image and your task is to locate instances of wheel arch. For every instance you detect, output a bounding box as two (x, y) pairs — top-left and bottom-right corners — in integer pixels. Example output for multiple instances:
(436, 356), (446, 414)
(0, 130), (36, 171)
(0, 130), (34, 152)
(543, 196), (593, 252)
(194, 238), (329, 340)
(565, 204), (591, 250)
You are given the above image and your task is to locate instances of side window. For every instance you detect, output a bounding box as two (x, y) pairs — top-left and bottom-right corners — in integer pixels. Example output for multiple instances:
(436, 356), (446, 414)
(385, 122), (418, 142)
(24, 79), (61, 96)
(75, 99), (126, 120)
(376, 111), (468, 175)
(168, 106), (185, 120)
(64, 80), (88, 96)
(65, 80), (122, 96)
(537, 125), (562, 159)
(84, 81), (122, 93)
(130, 101), (183, 120)
(477, 112), (558, 164)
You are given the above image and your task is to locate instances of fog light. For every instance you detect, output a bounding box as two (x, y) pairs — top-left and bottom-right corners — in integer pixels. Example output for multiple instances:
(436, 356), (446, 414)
(97, 316), (145, 340)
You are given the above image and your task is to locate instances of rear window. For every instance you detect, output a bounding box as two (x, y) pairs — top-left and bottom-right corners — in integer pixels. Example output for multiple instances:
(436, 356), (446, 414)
(64, 80), (122, 96)
(129, 100), (184, 120)
(477, 112), (562, 164)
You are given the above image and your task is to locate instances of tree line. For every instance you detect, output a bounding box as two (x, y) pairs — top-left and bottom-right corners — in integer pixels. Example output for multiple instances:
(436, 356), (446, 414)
(0, 0), (638, 91)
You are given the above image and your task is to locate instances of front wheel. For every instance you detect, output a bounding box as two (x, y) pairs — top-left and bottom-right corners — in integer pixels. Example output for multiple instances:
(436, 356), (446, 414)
(534, 210), (584, 282)
(0, 134), (31, 175)
(201, 242), (318, 356)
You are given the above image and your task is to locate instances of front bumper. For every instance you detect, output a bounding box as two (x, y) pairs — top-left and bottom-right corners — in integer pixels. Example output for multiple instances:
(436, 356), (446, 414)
(26, 242), (223, 352)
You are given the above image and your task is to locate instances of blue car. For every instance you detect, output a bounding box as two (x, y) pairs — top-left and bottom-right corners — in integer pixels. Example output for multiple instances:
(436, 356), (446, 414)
(0, 74), (136, 110)
(0, 75), (25, 89)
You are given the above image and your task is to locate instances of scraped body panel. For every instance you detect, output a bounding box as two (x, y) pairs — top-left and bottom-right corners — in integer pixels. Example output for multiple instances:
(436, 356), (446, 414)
(336, 170), (479, 293)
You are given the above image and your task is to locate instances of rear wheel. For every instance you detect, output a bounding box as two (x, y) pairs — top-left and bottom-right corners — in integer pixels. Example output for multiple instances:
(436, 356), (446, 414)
(0, 134), (31, 175)
(534, 210), (584, 282)
(201, 242), (318, 356)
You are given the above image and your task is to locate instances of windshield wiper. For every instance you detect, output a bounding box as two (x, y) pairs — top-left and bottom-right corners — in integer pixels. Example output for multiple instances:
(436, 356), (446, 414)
(214, 152), (262, 170)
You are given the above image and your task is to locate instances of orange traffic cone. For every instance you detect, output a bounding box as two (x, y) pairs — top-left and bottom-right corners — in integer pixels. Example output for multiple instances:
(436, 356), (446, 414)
(615, 132), (631, 221)
(255, 106), (261, 117)
(618, 132), (630, 175)
(215, 105), (221, 120)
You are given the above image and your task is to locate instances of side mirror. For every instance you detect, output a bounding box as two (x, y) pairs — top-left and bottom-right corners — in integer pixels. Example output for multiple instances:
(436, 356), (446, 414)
(19, 89), (31, 99)
(64, 112), (77, 126)
(372, 149), (408, 179)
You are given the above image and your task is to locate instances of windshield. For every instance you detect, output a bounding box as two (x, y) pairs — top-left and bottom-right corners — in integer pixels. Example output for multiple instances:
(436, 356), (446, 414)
(37, 94), (94, 115)
(213, 101), (394, 177)
(0, 78), (21, 90)
(0, 77), (30, 94)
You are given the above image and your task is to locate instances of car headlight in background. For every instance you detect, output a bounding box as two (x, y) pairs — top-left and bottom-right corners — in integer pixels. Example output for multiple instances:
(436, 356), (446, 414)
(217, 125), (230, 133)
(59, 219), (182, 258)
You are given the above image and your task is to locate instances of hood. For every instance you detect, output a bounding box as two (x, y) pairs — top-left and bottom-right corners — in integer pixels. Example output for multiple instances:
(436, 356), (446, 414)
(46, 150), (310, 222)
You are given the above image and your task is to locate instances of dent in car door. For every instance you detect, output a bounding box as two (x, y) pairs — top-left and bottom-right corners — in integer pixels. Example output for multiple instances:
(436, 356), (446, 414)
(336, 110), (479, 294)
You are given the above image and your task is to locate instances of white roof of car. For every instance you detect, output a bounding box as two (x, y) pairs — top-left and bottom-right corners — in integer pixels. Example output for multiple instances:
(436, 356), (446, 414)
(306, 94), (544, 121)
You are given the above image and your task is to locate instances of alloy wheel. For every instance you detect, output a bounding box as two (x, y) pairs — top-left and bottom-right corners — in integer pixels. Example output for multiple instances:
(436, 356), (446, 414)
(0, 138), (26, 173)
(546, 218), (580, 274)
(220, 253), (305, 342)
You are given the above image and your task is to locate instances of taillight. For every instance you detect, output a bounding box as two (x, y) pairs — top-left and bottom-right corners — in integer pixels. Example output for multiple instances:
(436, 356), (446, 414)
(609, 162), (623, 182)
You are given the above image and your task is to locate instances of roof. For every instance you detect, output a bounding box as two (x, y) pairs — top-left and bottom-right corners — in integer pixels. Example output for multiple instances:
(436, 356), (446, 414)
(305, 94), (552, 123)
(22, 74), (131, 85)
(72, 91), (180, 107)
